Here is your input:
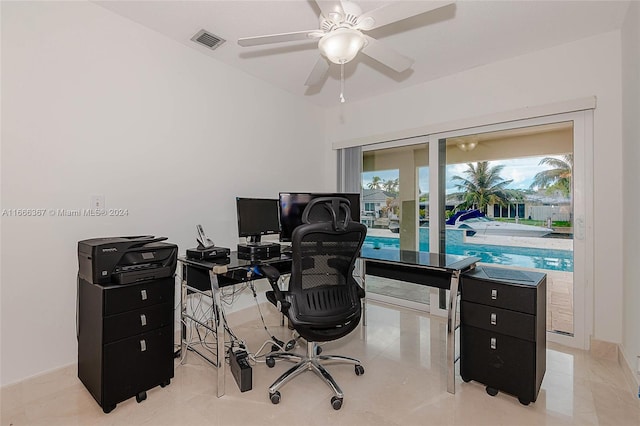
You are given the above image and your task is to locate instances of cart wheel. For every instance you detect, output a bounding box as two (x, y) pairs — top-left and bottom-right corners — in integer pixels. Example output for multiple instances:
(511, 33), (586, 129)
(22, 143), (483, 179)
(160, 379), (170, 388)
(102, 404), (116, 414)
(486, 386), (498, 397)
(518, 396), (531, 406)
(331, 396), (343, 410)
(136, 391), (147, 403)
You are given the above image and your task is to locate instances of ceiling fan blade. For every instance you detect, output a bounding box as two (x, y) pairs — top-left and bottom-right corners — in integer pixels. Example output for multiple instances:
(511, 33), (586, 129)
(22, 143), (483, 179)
(305, 57), (330, 86)
(361, 35), (413, 73)
(357, 1), (453, 30)
(315, 0), (344, 22)
(238, 30), (322, 47)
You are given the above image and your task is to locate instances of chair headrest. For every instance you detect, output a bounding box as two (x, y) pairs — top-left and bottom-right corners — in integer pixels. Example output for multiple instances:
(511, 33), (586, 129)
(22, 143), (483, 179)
(301, 197), (352, 231)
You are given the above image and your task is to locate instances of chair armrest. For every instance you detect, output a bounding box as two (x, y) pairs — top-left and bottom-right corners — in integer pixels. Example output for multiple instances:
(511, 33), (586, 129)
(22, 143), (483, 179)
(259, 265), (290, 313)
(260, 264), (280, 283)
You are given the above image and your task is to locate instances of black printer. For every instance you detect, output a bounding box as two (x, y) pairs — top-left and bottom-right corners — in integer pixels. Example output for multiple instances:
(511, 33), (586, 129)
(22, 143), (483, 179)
(78, 236), (178, 285)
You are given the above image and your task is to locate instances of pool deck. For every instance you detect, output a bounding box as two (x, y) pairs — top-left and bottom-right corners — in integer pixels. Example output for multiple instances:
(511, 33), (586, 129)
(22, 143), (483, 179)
(366, 227), (573, 251)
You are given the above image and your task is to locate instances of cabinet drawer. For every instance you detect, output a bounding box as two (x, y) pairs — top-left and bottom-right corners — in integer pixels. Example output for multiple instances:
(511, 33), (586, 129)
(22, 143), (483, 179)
(103, 277), (174, 315)
(461, 325), (536, 401)
(103, 302), (173, 343)
(103, 325), (174, 406)
(461, 301), (536, 341)
(461, 276), (538, 314)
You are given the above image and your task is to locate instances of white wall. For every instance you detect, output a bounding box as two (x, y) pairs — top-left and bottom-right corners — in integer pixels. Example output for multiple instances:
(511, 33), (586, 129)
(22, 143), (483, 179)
(326, 31), (624, 345)
(0, 1), (330, 386)
(621, 1), (640, 381)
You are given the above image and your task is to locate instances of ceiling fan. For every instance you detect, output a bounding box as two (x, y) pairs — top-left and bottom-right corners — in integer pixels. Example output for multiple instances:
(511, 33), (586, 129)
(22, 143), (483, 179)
(238, 0), (453, 88)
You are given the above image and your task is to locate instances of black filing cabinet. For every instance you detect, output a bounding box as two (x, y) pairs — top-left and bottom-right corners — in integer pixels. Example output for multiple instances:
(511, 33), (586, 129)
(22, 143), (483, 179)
(77, 276), (175, 413)
(460, 266), (546, 405)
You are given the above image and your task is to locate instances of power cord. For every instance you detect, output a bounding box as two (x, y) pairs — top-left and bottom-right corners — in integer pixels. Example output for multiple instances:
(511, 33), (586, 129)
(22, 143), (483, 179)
(248, 280), (297, 354)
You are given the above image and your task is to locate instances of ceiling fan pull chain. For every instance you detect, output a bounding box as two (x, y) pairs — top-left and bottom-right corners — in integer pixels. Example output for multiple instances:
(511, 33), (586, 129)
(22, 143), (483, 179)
(340, 62), (346, 103)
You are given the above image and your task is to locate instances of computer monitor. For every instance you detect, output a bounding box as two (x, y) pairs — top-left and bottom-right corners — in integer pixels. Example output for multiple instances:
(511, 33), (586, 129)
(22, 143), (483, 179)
(278, 192), (361, 242)
(236, 197), (280, 243)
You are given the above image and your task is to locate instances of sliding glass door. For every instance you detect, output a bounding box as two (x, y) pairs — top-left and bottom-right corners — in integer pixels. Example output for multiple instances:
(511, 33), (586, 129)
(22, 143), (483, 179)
(431, 111), (591, 348)
(442, 123), (575, 336)
(347, 110), (592, 347)
(360, 143), (430, 308)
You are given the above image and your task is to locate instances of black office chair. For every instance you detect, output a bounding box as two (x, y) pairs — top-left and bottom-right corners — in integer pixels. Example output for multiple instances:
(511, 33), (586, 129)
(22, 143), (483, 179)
(260, 197), (367, 410)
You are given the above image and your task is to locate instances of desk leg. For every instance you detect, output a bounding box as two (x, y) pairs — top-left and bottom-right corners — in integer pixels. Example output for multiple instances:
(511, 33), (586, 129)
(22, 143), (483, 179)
(446, 270), (460, 395)
(180, 263), (187, 362)
(208, 270), (226, 398)
(358, 259), (367, 327)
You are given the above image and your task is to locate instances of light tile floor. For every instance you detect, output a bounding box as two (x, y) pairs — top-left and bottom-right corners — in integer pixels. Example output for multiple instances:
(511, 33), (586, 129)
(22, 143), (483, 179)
(2, 301), (639, 425)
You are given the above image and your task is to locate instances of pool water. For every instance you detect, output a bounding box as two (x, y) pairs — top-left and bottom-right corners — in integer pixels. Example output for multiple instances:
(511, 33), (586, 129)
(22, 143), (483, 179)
(363, 229), (573, 272)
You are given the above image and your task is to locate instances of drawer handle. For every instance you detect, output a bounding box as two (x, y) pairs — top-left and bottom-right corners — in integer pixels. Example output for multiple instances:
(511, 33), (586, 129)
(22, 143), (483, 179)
(140, 314), (147, 326)
(490, 337), (497, 350)
(140, 339), (147, 352)
(490, 313), (497, 325)
(140, 289), (147, 301)
(491, 289), (498, 300)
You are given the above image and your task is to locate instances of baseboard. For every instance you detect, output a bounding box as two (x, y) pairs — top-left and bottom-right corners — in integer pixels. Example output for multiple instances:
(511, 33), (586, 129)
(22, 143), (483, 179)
(589, 337), (618, 360)
(581, 338), (638, 398)
(1, 362), (76, 390)
(618, 346), (640, 398)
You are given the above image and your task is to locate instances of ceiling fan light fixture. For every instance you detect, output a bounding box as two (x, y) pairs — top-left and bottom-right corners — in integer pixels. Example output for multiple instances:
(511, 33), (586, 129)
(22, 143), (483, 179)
(318, 28), (365, 64)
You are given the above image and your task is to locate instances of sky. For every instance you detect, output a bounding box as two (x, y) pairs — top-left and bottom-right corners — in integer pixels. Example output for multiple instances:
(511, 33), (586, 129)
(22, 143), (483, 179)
(362, 155), (560, 195)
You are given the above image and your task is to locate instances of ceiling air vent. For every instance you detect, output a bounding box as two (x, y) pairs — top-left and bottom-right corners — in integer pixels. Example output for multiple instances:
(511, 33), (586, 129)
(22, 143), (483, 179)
(191, 29), (225, 51)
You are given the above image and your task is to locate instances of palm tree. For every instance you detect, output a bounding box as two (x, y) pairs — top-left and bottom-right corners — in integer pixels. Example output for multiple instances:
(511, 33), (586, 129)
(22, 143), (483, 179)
(530, 154), (573, 197)
(450, 162), (518, 213)
(367, 176), (383, 190)
(383, 178), (399, 194)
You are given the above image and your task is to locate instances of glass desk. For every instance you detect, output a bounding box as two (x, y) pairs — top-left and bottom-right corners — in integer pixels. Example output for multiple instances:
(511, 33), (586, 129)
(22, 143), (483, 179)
(361, 247), (480, 394)
(179, 248), (479, 397)
(178, 253), (292, 397)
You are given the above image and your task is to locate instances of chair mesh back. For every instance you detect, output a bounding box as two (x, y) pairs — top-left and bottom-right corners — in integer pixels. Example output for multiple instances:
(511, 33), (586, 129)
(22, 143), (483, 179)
(299, 231), (361, 290)
(289, 197), (366, 322)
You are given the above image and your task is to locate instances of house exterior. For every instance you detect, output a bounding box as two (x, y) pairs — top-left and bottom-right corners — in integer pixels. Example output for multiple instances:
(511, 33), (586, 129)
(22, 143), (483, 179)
(362, 188), (394, 218)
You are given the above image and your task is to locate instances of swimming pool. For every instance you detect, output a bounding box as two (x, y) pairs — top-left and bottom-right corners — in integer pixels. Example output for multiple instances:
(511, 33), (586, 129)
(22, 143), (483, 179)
(363, 230), (573, 272)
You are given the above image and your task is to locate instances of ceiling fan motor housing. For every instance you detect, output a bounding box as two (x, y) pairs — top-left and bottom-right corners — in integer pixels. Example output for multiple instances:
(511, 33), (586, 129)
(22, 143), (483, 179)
(320, 0), (363, 31)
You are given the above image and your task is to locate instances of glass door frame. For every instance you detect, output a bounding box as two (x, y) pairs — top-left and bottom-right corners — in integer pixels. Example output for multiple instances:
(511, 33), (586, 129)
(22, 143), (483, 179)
(360, 136), (431, 312)
(428, 110), (593, 349)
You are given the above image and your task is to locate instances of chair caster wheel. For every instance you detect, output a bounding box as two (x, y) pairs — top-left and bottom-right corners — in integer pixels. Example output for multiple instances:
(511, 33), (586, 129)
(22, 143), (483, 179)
(518, 397), (531, 406)
(316, 346), (323, 355)
(355, 365), (365, 376)
(270, 391), (281, 404)
(136, 391), (147, 403)
(331, 396), (343, 410)
(284, 340), (296, 351)
(266, 356), (276, 368)
(486, 386), (498, 397)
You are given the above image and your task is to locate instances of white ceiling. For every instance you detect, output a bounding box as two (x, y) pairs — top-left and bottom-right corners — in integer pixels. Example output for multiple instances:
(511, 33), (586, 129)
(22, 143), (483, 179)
(94, 0), (630, 108)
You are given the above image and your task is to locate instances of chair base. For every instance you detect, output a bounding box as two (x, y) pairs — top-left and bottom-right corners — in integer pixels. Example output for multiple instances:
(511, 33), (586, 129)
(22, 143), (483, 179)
(266, 340), (364, 409)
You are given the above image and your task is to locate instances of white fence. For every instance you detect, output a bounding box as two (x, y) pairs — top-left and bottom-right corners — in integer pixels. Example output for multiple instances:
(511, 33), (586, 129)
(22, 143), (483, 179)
(527, 205), (571, 222)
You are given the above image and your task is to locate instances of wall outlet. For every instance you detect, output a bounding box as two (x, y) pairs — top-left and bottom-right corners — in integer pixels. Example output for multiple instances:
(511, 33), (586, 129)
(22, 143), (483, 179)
(91, 195), (105, 210)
